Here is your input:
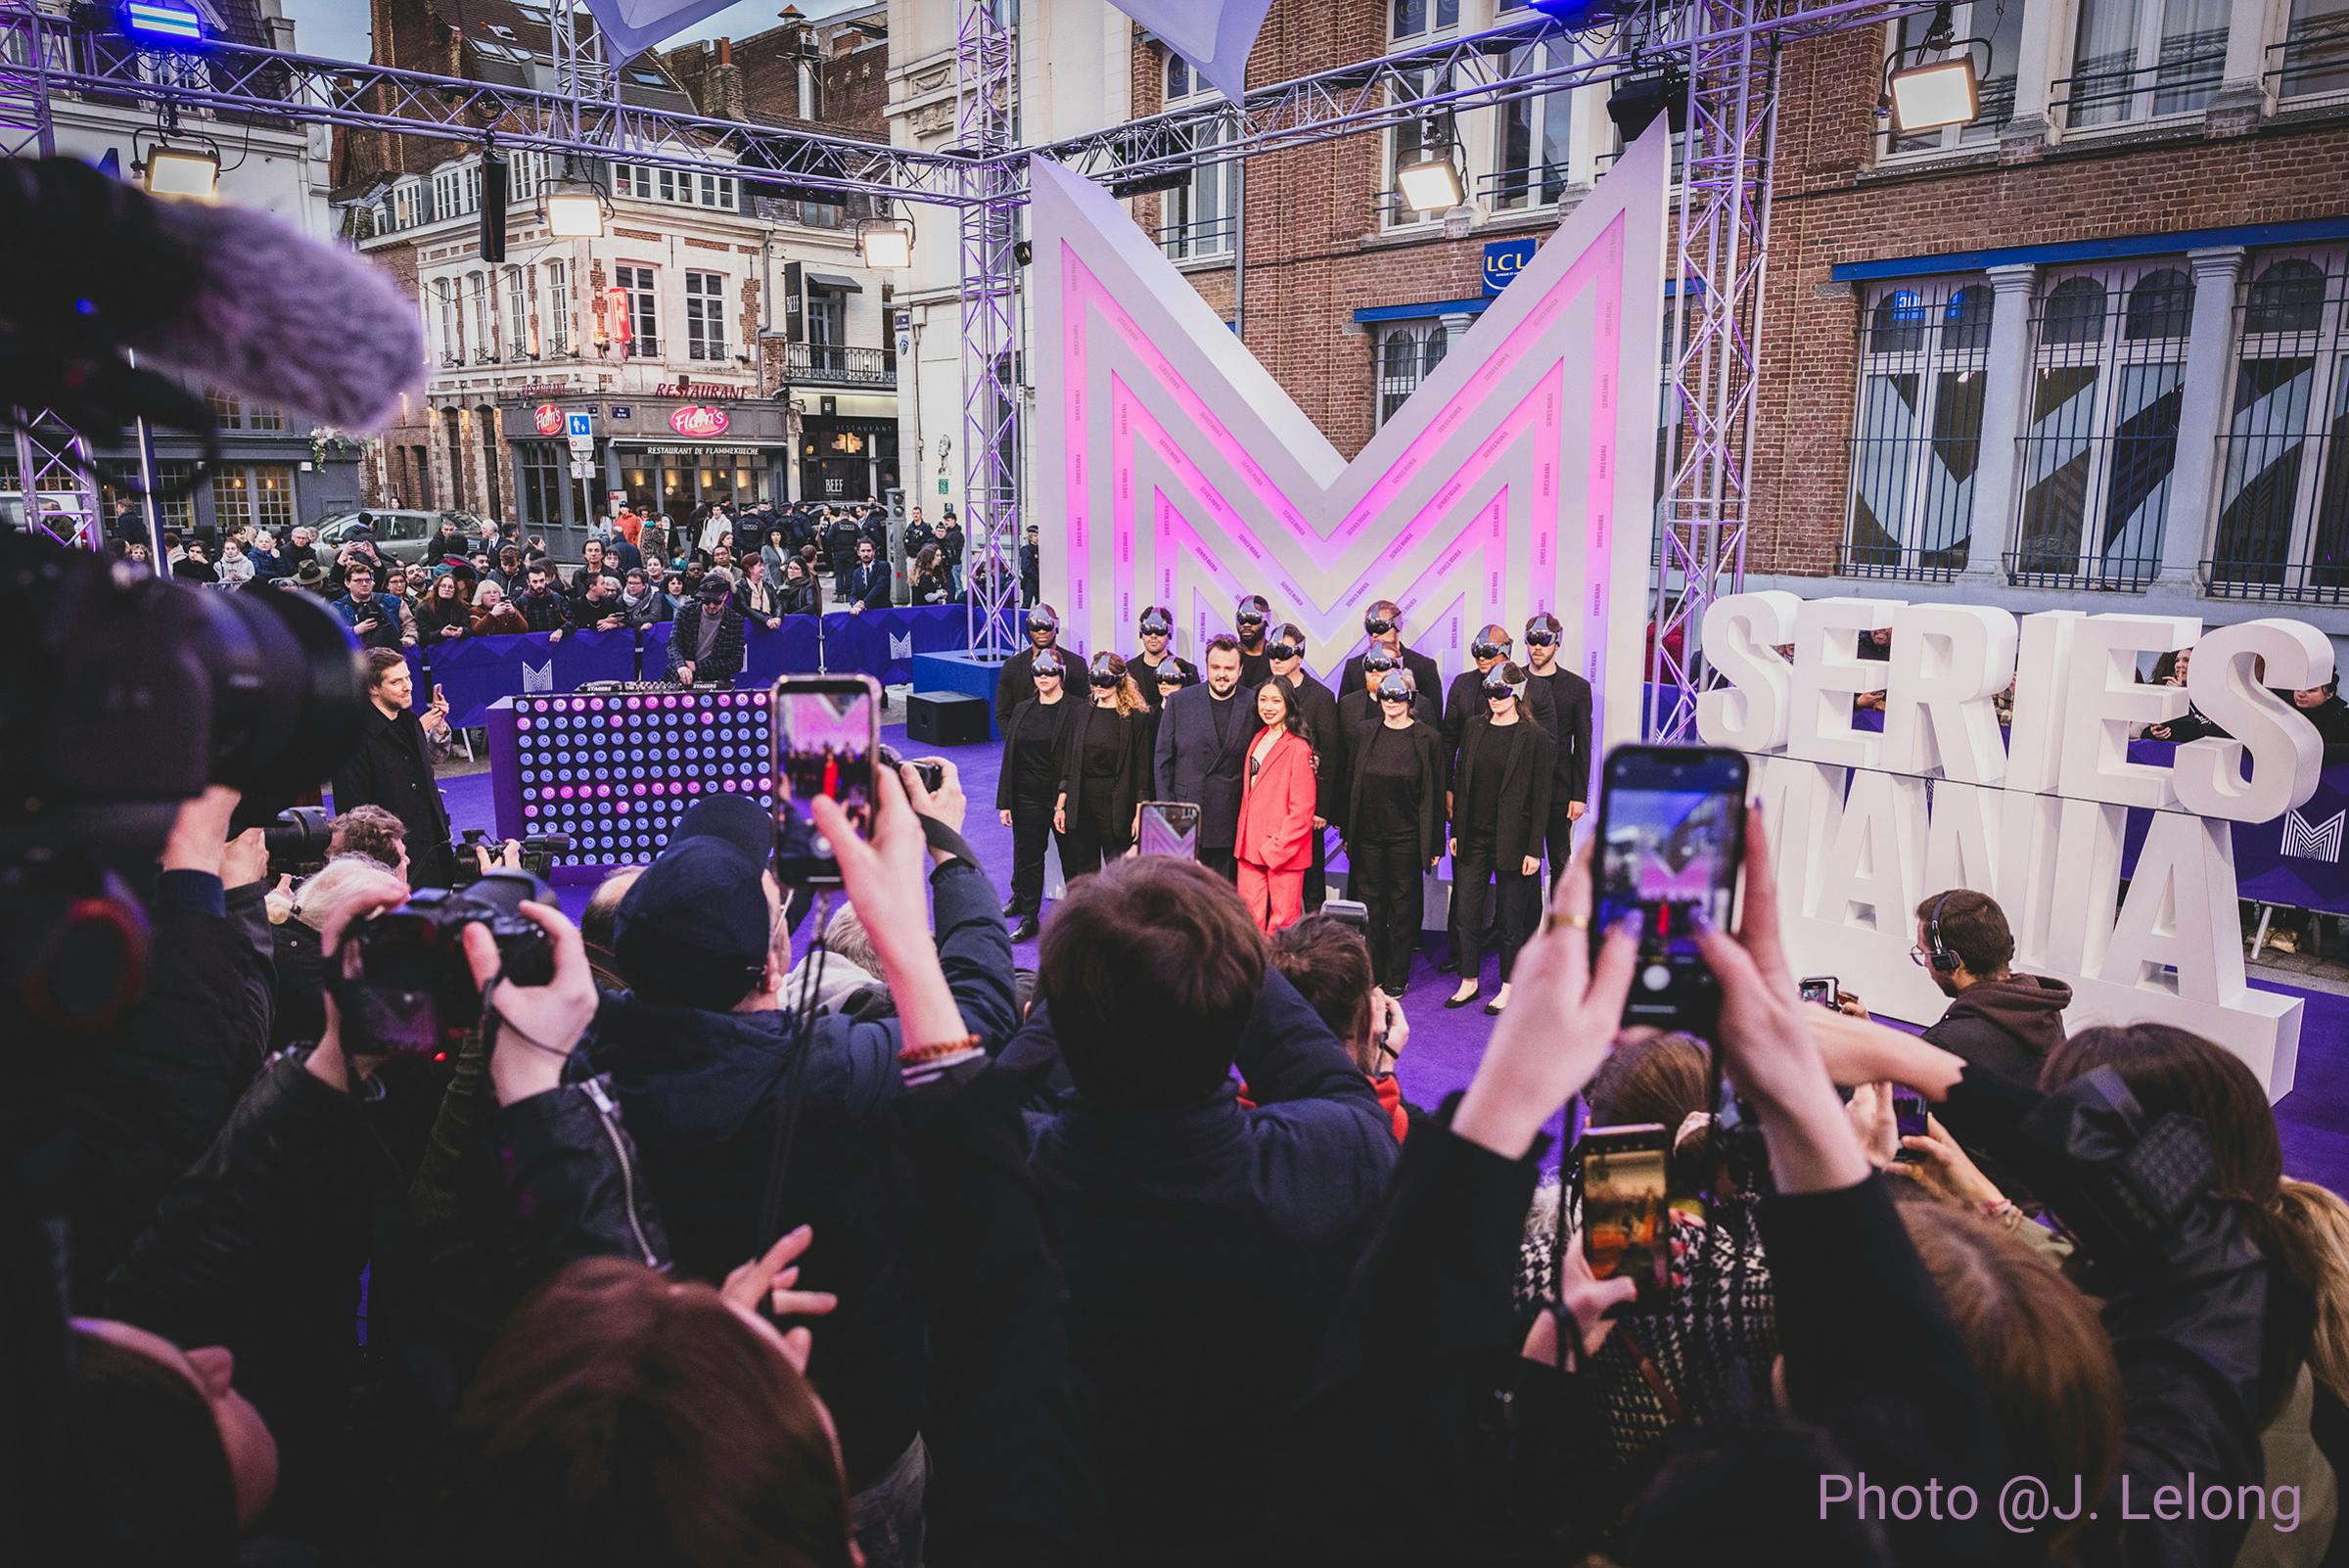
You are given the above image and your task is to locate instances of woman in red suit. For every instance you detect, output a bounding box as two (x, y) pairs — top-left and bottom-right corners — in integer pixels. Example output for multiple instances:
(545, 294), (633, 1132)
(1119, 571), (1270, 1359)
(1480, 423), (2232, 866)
(1236, 676), (1319, 933)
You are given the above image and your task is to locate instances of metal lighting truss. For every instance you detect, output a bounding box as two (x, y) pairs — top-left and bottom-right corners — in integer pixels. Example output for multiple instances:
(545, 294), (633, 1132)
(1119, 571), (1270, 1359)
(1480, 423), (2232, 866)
(3, 0), (1930, 713)
(0, 0), (102, 550)
(1648, 0), (1783, 744)
(955, 0), (1020, 657)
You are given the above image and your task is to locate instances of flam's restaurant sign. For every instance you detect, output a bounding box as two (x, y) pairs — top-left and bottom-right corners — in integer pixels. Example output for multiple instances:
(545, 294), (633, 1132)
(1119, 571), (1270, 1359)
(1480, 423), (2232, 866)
(668, 405), (732, 438)
(654, 380), (749, 401)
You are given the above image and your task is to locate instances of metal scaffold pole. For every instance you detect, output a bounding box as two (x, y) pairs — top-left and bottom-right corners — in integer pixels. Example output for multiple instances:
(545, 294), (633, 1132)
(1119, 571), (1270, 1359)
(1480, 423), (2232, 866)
(955, 0), (1020, 658)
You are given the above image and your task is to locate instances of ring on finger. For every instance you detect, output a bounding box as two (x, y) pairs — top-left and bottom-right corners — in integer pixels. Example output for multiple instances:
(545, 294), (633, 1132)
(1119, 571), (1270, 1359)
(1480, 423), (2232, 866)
(1544, 909), (1590, 933)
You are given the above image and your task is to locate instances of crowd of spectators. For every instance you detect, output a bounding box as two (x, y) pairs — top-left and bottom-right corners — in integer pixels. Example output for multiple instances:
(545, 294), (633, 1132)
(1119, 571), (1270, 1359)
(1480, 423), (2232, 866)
(18, 700), (2345, 1568)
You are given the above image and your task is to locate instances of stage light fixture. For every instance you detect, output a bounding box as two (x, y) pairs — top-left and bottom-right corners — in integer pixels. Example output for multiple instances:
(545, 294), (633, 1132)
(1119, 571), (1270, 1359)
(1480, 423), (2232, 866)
(143, 143), (221, 201)
(1881, 2), (1988, 136)
(119, 1), (207, 45)
(1394, 135), (1465, 215)
(857, 217), (915, 271)
(542, 164), (607, 239)
(1606, 61), (1690, 141)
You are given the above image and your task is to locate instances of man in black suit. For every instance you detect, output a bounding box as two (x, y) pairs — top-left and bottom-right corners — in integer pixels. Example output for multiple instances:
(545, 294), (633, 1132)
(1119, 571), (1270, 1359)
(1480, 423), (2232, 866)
(993, 603), (1065, 729)
(330, 648), (456, 887)
(847, 538), (893, 613)
(1155, 634), (1252, 880)
(1520, 610), (1593, 892)
(1129, 605), (1198, 713)
(1337, 600), (1443, 704)
(1265, 623), (1344, 912)
(666, 576), (747, 686)
(1441, 624), (1517, 769)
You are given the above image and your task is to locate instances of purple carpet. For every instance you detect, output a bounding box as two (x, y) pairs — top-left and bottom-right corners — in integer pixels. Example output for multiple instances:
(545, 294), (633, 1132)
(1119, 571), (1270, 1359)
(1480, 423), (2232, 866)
(438, 725), (2349, 1192)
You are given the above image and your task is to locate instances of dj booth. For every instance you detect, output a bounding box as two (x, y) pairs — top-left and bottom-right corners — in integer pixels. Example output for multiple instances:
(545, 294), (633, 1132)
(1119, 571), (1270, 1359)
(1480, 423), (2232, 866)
(485, 686), (776, 878)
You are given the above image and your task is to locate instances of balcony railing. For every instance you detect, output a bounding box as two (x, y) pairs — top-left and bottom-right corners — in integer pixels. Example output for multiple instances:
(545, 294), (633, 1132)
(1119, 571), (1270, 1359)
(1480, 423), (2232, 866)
(1157, 215), (1237, 260)
(2052, 37), (2227, 129)
(2201, 559), (2349, 606)
(2001, 550), (2163, 591)
(780, 343), (898, 390)
(2269, 14), (2349, 101)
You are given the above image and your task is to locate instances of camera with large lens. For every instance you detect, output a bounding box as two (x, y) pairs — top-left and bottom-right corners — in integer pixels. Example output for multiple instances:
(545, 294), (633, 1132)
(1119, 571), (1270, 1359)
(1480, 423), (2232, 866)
(447, 829), (574, 888)
(263, 806), (333, 870)
(330, 870), (553, 1056)
(0, 536), (366, 851)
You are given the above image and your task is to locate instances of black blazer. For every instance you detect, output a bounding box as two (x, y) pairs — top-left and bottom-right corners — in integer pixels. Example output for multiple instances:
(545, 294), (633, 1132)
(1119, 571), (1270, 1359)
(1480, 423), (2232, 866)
(1154, 685), (1253, 852)
(994, 697), (1073, 811)
(666, 602), (746, 684)
(1450, 715), (1556, 869)
(994, 643), (1066, 726)
(1338, 685), (1440, 740)
(1339, 645), (1444, 710)
(1440, 668), (1504, 763)
(1341, 717), (1447, 870)
(849, 561), (893, 610)
(330, 707), (454, 885)
(1057, 701), (1148, 838)
(1524, 665), (1594, 807)
(1283, 672), (1346, 826)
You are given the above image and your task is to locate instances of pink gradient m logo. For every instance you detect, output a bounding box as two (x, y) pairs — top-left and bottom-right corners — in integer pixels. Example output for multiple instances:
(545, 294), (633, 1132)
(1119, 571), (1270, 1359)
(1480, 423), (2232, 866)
(1031, 126), (1670, 755)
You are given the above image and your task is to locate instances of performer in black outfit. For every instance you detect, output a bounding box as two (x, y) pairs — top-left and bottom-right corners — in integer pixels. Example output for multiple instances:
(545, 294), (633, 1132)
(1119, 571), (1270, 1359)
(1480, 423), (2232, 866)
(1441, 623), (1516, 770)
(993, 603), (1064, 730)
(1234, 594), (1274, 688)
(1343, 669), (1446, 997)
(1055, 651), (1150, 878)
(1129, 604), (1199, 713)
(1142, 658), (1189, 761)
(1339, 647), (1440, 736)
(1338, 600), (1443, 703)
(1264, 623), (1343, 912)
(995, 648), (1073, 943)
(1520, 610), (1593, 891)
(1445, 662), (1554, 1016)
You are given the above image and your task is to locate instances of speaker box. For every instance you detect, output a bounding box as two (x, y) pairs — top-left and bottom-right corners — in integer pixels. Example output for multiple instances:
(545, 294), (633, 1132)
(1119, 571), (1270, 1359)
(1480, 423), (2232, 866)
(906, 690), (990, 746)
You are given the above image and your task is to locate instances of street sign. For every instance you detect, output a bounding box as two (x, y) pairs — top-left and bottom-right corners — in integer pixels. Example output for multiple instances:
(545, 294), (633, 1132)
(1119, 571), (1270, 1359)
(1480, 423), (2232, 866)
(570, 461), (596, 480)
(937, 478), (948, 495)
(568, 438), (595, 460)
(565, 411), (593, 438)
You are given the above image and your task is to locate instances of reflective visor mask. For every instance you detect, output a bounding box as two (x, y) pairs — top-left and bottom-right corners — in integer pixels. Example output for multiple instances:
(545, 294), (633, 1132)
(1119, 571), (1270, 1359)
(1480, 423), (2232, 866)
(1266, 624), (1306, 663)
(1363, 614), (1395, 637)
(1471, 633), (1510, 662)
(1139, 616), (1171, 637)
(1376, 671), (1414, 704)
(1525, 625), (1560, 648)
(1483, 669), (1524, 703)
(1033, 654), (1065, 679)
(1364, 649), (1400, 675)
(1088, 664), (1120, 689)
(1028, 607), (1059, 633)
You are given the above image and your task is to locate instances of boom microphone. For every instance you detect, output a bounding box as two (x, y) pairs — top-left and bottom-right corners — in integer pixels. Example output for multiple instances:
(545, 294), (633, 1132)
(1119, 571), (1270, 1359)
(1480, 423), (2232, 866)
(0, 157), (426, 437)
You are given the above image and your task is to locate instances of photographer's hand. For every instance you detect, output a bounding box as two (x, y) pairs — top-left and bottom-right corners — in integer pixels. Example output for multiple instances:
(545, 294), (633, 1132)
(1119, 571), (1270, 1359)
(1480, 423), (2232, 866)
(1522, 1235), (1639, 1365)
(898, 756), (968, 838)
(1452, 844), (1637, 1160)
(1691, 808), (1870, 1195)
(160, 786), (242, 877)
(463, 900), (599, 1106)
(305, 870), (412, 1092)
(721, 1225), (839, 1373)
(219, 827), (269, 892)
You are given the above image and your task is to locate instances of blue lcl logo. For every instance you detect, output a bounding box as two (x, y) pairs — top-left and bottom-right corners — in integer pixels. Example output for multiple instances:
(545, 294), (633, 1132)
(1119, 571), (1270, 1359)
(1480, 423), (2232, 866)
(1483, 237), (1539, 297)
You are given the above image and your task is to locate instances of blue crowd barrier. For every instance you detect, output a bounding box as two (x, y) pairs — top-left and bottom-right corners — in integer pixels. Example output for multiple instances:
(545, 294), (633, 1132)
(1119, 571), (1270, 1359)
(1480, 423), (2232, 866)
(408, 608), (988, 726)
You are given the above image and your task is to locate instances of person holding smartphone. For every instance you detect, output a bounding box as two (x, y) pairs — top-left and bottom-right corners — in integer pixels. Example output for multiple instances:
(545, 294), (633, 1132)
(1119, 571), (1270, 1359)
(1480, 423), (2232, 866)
(1445, 663), (1554, 1014)
(995, 649), (1072, 942)
(1343, 669), (1446, 996)
(1234, 676), (1319, 933)
(1055, 651), (1151, 879)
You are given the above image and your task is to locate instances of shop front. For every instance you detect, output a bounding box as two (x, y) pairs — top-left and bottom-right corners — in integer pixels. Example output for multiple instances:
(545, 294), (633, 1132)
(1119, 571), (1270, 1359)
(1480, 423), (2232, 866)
(502, 392), (792, 545)
(797, 404), (900, 506)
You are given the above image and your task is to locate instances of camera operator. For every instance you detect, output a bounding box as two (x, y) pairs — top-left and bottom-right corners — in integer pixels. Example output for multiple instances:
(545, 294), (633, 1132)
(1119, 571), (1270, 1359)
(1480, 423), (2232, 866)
(269, 853), (409, 1051)
(329, 649), (456, 888)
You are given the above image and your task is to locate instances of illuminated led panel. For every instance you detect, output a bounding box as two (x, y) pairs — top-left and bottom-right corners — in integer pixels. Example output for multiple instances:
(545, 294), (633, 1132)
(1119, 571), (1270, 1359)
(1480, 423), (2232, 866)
(512, 692), (774, 865)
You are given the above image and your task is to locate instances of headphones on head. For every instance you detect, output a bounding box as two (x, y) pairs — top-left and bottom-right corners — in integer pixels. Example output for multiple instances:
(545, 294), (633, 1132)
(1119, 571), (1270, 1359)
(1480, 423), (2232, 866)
(1924, 893), (1960, 974)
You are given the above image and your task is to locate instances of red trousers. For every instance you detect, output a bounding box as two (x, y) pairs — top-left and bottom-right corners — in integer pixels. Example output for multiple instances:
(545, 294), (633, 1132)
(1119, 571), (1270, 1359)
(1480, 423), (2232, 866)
(1237, 860), (1305, 934)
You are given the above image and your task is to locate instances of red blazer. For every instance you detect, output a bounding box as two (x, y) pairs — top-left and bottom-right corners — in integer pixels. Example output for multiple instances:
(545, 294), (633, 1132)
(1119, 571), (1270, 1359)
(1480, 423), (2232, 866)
(1236, 727), (1316, 873)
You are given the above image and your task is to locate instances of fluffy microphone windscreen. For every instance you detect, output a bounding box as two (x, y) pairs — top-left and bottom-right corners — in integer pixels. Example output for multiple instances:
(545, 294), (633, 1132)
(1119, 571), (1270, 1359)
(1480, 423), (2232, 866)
(132, 197), (428, 431)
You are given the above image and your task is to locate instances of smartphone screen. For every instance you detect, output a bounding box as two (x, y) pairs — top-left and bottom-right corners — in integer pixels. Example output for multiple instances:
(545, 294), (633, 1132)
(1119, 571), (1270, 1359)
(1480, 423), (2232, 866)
(770, 676), (880, 887)
(1137, 801), (1202, 859)
(1581, 1124), (1672, 1304)
(1800, 976), (1837, 1008)
(1593, 745), (1749, 1036)
(1893, 1089), (1929, 1162)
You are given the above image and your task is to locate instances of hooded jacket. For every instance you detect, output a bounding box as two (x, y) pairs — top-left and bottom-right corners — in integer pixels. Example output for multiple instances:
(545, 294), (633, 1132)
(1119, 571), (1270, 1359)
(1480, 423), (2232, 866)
(1920, 974), (2073, 1086)
(574, 858), (1016, 1489)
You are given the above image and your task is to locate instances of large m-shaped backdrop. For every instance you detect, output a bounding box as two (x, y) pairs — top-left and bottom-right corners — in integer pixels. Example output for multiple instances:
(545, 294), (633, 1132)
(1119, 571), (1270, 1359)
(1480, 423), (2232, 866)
(1032, 126), (1671, 752)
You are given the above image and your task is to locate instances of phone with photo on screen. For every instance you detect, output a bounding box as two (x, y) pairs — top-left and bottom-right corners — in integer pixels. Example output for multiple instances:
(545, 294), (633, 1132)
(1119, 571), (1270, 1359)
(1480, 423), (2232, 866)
(1592, 745), (1749, 1038)
(1579, 1123), (1673, 1307)
(769, 674), (882, 887)
(1136, 801), (1201, 859)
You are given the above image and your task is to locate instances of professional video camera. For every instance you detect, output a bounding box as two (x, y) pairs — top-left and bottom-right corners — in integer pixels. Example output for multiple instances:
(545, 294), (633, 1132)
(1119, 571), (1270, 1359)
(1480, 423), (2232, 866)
(448, 829), (575, 888)
(264, 806), (334, 869)
(0, 538), (368, 853)
(328, 870), (555, 1056)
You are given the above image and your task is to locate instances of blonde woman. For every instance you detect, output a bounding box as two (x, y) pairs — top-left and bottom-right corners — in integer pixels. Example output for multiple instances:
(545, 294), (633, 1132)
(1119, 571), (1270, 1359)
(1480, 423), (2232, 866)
(1053, 650), (1150, 877)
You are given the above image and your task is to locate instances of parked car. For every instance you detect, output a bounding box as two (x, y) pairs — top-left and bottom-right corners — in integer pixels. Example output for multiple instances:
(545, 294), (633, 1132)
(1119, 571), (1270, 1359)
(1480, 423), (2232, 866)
(314, 508), (484, 567)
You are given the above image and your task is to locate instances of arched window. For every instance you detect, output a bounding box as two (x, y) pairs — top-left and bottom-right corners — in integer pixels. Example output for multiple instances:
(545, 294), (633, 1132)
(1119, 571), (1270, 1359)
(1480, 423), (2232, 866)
(1844, 277), (1992, 576)
(2243, 258), (2326, 336)
(2040, 276), (2107, 346)
(2124, 268), (2193, 340)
